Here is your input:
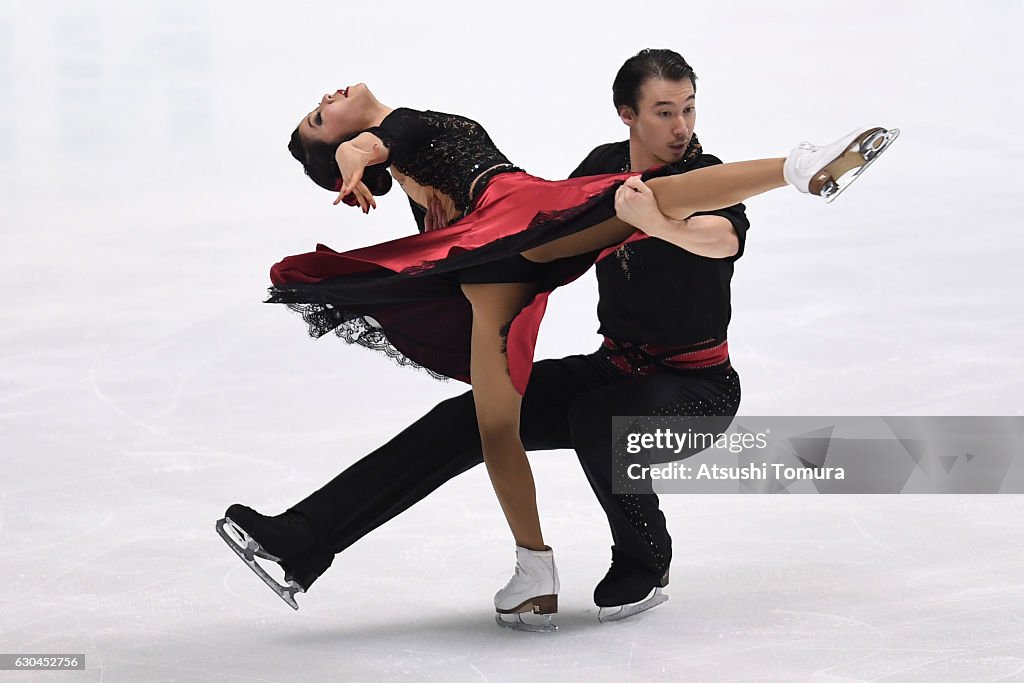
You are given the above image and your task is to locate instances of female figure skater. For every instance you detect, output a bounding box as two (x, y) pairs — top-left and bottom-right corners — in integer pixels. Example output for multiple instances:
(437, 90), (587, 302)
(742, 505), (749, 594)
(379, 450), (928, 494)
(219, 82), (897, 630)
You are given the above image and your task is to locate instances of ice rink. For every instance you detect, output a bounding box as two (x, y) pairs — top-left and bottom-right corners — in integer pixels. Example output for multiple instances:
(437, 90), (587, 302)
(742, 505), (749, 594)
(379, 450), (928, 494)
(2, 0), (1023, 680)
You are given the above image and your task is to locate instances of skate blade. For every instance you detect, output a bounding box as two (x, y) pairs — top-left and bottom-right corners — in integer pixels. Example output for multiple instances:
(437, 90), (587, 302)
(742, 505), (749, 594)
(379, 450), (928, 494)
(598, 587), (669, 623)
(495, 612), (558, 633)
(218, 516), (284, 562)
(820, 127), (900, 203)
(216, 517), (304, 610)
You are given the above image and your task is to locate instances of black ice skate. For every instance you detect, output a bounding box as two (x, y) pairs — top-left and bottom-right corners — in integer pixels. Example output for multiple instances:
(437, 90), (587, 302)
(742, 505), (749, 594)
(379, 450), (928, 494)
(215, 504), (316, 610)
(595, 551), (669, 623)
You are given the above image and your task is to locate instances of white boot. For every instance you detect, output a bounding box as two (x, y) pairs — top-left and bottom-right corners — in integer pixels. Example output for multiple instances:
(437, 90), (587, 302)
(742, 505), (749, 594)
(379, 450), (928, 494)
(494, 545), (559, 631)
(784, 126), (899, 202)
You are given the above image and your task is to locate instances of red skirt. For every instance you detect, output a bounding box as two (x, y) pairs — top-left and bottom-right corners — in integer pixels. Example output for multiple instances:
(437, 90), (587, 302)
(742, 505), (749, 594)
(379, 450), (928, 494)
(267, 169), (654, 394)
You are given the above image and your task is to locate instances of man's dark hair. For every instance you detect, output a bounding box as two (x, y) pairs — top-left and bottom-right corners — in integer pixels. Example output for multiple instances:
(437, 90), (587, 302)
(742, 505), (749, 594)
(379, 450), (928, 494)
(612, 49), (698, 112)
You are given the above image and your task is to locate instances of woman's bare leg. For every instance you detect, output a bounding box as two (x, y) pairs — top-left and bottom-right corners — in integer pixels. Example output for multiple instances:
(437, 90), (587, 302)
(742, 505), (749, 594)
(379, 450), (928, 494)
(647, 158), (786, 218)
(522, 158), (786, 263)
(461, 282), (545, 550)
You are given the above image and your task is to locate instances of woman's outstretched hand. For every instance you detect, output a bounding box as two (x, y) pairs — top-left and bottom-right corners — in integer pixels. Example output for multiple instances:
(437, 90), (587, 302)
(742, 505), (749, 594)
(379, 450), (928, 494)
(334, 142), (377, 213)
(614, 175), (667, 232)
(335, 180), (376, 213)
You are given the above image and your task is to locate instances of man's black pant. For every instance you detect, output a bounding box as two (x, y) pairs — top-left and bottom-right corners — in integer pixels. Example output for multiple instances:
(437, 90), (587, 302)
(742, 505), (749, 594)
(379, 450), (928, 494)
(284, 351), (741, 589)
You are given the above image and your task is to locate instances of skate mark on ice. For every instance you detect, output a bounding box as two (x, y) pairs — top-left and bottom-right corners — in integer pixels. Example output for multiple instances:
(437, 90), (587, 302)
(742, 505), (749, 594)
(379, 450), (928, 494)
(769, 609), (888, 674)
(464, 662), (489, 682)
(624, 630), (641, 683)
(874, 602), (1024, 633)
(89, 354), (298, 479)
(7, 564), (180, 625)
(846, 511), (928, 566)
(903, 560), (1024, 591)
(0, 377), (93, 406)
(885, 377), (1020, 415)
(151, 317), (262, 420)
(862, 636), (1024, 681)
(0, 506), (113, 560)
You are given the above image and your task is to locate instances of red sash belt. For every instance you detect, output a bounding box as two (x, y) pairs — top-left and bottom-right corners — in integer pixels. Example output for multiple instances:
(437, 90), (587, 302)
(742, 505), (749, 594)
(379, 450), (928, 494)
(601, 337), (730, 375)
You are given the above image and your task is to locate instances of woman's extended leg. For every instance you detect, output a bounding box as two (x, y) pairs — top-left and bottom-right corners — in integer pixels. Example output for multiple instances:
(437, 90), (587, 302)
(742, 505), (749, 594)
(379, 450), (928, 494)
(647, 158), (787, 217)
(522, 158), (785, 263)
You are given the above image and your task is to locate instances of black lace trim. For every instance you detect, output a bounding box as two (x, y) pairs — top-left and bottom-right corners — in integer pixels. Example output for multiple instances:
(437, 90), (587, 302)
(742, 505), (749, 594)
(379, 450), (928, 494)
(277, 299), (448, 381)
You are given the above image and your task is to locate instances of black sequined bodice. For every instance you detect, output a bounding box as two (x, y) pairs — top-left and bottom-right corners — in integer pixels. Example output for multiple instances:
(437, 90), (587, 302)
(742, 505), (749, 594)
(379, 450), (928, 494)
(365, 108), (523, 214)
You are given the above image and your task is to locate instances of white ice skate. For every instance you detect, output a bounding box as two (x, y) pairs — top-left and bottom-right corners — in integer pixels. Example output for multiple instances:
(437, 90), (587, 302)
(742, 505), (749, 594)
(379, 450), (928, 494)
(216, 516), (306, 610)
(784, 126), (900, 202)
(494, 545), (560, 633)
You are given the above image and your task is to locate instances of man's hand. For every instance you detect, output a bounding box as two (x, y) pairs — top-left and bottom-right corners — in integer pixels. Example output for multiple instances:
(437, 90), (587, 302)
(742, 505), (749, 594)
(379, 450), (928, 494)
(614, 175), (738, 257)
(614, 175), (672, 234)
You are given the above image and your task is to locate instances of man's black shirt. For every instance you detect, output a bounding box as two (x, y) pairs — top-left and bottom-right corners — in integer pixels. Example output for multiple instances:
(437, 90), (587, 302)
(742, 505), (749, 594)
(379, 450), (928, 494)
(569, 141), (749, 346)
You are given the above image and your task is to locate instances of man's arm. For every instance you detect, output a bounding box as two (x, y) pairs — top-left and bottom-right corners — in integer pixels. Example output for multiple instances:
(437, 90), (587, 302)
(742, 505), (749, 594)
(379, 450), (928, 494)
(573, 144), (747, 258)
(641, 214), (739, 259)
(614, 176), (742, 259)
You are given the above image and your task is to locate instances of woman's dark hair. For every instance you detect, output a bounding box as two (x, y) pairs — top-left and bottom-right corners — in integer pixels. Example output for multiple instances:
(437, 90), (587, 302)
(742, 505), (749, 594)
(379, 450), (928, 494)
(612, 49), (698, 113)
(288, 127), (393, 196)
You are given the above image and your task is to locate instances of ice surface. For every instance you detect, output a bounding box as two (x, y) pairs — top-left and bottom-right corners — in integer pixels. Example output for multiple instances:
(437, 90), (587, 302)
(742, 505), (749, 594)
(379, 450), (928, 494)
(1, 1), (1023, 680)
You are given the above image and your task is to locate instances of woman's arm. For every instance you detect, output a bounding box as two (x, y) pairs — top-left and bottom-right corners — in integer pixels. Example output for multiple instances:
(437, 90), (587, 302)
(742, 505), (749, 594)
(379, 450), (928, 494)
(334, 132), (390, 211)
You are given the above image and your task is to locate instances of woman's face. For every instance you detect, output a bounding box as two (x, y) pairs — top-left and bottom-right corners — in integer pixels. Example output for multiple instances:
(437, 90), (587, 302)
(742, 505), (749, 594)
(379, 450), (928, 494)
(298, 83), (374, 144)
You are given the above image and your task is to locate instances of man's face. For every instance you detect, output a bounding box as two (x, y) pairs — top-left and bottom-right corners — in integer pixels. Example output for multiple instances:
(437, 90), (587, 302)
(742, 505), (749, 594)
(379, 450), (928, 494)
(619, 77), (696, 167)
